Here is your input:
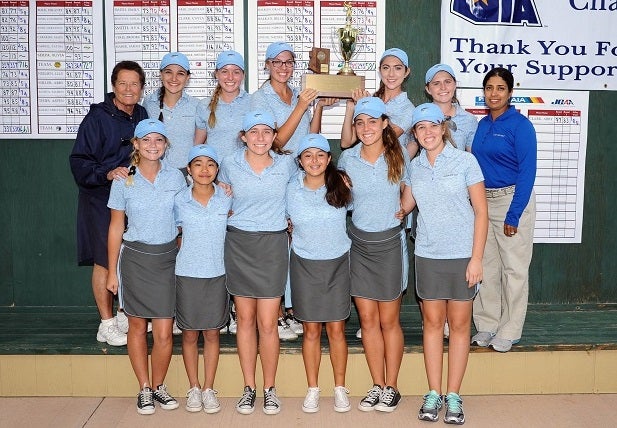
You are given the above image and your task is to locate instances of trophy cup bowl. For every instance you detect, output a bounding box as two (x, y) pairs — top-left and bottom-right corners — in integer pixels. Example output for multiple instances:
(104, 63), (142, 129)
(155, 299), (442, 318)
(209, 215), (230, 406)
(337, 24), (358, 75)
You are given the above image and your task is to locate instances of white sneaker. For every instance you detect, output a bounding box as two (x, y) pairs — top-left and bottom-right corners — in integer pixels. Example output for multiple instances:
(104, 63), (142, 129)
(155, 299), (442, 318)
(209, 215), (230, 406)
(334, 386), (351, 412)
(173, 320), (182, 335)
(278, 317), (298, 341)
(202, 388), (221, 414)
(302, 387), (320, 413)
(97, 320), (127, 346)
(116, 311), (128, 334)
(147, 321), (152, 333)
(285, 314), (304, 335)
(444, 320), (450, 339)
(356, 328), (362, 339)
(185, 386), (202, 412)
(228, 317), (237, 334)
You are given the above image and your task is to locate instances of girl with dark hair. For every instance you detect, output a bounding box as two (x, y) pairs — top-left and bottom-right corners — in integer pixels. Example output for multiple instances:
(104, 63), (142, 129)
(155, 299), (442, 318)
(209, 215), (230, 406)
(143, 52), (200, 175)
(338, 97), (412, 413)
(471, 67), (537, 353)
(286, 134), (353, 414)
(341, 48), (415, 152)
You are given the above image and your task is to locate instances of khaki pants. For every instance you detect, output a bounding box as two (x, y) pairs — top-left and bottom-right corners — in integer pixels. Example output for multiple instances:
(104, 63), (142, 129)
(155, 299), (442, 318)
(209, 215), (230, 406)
(473, 191), (536, 341)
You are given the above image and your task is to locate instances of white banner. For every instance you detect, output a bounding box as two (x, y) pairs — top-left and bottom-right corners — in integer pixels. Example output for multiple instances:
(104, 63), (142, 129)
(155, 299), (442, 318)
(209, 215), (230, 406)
(441, 1), (617, 90)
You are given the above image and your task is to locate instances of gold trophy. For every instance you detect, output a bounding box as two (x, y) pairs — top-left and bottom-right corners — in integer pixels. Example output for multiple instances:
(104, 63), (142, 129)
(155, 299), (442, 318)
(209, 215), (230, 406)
(301, 1), (364, 98)
(337, 1), (358, 76)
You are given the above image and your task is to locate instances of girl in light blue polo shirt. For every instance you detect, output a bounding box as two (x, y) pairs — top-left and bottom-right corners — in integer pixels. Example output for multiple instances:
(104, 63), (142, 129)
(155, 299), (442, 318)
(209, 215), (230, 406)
(424, 63), (478, 153)
(286, 134), (353, 414)
(173, 144), (232, 414)
(143, 52), (200, 174)
(218, 111), (297, 416)
(341, 48), (415, 152)
(409, 103), (487, 425)
(194, 50), (250, 159)
(338, 97), (413, 414)
(107, 119), (186, 415)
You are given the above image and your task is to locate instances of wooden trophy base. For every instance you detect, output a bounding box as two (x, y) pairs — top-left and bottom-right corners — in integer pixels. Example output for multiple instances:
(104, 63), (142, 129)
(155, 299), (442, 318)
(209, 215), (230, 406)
(301, 74), (365, 99)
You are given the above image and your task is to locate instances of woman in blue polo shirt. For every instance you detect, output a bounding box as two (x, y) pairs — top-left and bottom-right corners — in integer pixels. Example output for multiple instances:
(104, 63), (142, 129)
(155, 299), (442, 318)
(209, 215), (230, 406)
(471, 67), (537, 353)
(341, 48), (415, 152)
(408, 103), (487, 425)
(218, 111), (297, 416)
(143, 52), (200, 175)
(286, 134), (353, 414)
(106, 119), (186, 415)
(338, 97), (412, 413)
(173, 144), (232, 414)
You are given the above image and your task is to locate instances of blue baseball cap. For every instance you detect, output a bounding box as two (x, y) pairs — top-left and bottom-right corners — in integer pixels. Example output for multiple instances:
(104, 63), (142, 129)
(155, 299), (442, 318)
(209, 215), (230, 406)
(411, 103), (445, 127)
(265, 41), (295, 60)
(188, 144), (219, 165)
(216, 50), (245, 71)
(353, 97), (387, 120)
(425, 63), (456, 83)
(159, 52), (191, 71)
(242, 110), (276, 131)
(297, 134), (331, 154)
(160, 52), (190, 72)
(380, 48), (408, 67)
(134, 119), (168, 139)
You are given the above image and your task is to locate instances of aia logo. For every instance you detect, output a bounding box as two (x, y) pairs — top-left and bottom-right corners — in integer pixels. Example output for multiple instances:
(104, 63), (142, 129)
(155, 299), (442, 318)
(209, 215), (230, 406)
(451, 0), (542, 27)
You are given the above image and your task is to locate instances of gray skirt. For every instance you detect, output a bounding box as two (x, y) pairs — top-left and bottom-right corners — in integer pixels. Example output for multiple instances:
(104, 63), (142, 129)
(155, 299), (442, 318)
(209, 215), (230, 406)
(119, 240), (177, 318)
(176, 275), (230, 331)
(415, 256), (478, 301)
(224, 226), (288, 298)
(348, 223), (406, 301)
(289, 250), (351, 323)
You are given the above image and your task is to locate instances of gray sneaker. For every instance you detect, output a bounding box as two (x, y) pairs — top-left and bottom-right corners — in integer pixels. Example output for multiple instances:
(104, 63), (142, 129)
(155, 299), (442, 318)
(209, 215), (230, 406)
(185, 386), (202, 412)
(333, 386), (351, 413)
(489, 336), (519, 352)
(444, 392), (465, 425)
(418, 390), (443, 422)
(202, 388), (221, 414)
(471, 331), (494, 347)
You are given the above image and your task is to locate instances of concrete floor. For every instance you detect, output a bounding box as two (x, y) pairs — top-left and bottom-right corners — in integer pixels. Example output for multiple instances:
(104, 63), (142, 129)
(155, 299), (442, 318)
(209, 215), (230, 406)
(2, 394), (616, 427)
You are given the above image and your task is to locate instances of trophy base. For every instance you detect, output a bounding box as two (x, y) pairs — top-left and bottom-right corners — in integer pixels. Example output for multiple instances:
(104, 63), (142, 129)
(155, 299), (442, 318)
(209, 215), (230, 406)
(337, 69), (356, 76)
(301, 74), (365, 98)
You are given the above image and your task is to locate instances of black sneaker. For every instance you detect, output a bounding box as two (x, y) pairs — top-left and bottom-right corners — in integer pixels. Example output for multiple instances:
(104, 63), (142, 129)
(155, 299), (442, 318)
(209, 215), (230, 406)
(152, 384), (179, 410)
(136, 386), (155, 415)
(444, 392), (465, 425)
(236, 386), (256, 415)
(263, 386), (281, 415)
(358, 384), (382, 411)
(374, 385), (401, 412)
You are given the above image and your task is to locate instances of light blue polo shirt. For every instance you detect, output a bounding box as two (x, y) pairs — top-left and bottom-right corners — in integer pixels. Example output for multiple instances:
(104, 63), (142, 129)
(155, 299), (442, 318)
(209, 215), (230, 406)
(195, 90), (250, 159)
(409, 143), (484, 259)
(286, 172), (351, 260)
(450, 104), (478, 151)
(174, 185), (232, 278)
(218, 148), (297, 231)
(249, 81), (311, 155)
(108, 162), (186, 244)
(142, 90), (201, 169)
(385, 92), (415, 147)
(338, 144), (410, 232)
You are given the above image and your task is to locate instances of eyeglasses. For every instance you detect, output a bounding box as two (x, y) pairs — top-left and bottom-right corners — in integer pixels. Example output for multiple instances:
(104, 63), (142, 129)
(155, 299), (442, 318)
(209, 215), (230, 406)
(444, 116), (457, 132)
(269, 59), (296, 68)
